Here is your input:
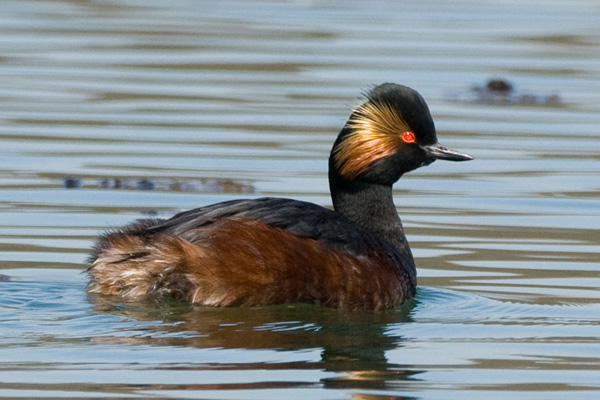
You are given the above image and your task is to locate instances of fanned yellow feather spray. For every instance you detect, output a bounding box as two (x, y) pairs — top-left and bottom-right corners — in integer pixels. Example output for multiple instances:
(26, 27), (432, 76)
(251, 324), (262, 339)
(333, 101), (412, 179)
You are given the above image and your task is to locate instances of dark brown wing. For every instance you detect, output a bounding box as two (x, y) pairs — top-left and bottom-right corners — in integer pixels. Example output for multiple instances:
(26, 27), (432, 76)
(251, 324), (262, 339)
(147, 197), (402, 257)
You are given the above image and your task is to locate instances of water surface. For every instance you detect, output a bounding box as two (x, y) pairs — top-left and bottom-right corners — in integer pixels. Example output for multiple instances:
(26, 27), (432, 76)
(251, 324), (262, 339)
(0, 0), (599, 399)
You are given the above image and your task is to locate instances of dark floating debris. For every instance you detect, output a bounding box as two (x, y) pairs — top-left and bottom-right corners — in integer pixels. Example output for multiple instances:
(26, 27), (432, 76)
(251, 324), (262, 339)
(0, 274), (9, 282)
(447, 78), (562, 107)
(63, 176), (82, 189)
(64, 177), (254, 194)
(135, 179), (155, 191)
(486, 78), (513, 93)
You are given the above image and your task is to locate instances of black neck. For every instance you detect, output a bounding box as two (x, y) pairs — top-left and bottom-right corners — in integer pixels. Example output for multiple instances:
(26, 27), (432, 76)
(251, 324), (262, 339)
(328, 173), (408, 252)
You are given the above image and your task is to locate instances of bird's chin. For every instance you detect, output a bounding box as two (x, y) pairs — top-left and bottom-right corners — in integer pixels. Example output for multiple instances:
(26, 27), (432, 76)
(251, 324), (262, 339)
(420, 157), (436, 167)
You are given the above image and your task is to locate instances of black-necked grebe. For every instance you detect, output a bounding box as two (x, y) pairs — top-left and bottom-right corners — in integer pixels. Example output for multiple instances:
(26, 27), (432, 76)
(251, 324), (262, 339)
(87, 83), (472, 310)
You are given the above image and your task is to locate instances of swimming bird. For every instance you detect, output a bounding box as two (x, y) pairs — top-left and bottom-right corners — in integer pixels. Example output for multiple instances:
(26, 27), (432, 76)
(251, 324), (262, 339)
(87, 83), (472, 311)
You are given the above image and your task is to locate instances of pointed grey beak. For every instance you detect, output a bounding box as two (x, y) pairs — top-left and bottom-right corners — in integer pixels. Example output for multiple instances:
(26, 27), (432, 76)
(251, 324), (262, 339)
(421, 143), (473, 161)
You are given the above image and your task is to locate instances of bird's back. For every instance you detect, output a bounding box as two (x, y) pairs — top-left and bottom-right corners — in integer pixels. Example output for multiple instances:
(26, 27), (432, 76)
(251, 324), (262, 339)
(87, 197), (415, 310)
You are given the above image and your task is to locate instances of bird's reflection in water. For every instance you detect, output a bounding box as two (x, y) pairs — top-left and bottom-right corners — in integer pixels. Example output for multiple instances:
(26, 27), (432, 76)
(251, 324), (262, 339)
(89, 294), (422, 394)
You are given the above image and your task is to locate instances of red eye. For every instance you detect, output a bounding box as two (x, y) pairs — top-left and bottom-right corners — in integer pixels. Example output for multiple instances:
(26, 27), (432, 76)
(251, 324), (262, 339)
(402, 131), (416, 143)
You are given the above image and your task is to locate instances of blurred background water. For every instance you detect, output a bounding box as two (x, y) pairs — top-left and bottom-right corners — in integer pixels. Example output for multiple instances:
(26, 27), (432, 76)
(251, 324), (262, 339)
(0, 0), (599, 399)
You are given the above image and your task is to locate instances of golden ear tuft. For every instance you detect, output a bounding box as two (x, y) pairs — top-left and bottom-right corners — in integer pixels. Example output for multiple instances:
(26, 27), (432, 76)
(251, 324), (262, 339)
(333, 101), (411, 179)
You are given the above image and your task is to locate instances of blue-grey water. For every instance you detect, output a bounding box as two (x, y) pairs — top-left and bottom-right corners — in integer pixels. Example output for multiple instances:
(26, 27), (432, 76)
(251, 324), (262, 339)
(0, 0), (599, 399)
